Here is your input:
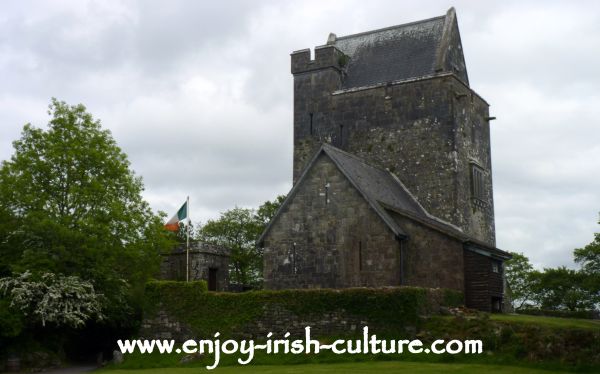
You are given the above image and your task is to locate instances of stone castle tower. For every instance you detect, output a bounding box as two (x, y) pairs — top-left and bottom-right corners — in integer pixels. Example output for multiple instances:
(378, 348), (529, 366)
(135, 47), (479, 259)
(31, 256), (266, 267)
(291, 7), (495, 245)
(260, 8), (509, 312)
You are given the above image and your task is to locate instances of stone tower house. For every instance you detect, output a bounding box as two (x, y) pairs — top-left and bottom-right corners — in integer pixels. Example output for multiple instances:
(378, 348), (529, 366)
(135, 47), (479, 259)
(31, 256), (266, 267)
(260, 8), (511, 312)
(292, 8), (494, 245)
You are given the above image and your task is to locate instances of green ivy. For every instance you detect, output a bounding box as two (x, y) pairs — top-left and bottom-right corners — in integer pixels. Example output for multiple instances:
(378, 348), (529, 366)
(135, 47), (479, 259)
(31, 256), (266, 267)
(144, 282), (463, 337)
(337, 54), (350, 68)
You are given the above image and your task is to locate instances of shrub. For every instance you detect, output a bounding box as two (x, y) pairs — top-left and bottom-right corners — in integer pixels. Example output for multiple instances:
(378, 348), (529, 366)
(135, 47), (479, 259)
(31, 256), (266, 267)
(0, 271), (104, 328)
(0, 298), (23, 338)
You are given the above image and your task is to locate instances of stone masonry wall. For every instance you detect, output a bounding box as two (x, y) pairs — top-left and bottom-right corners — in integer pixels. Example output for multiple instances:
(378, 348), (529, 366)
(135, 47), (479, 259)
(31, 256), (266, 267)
(139, 287), (457, 342)
(292, 56), (496, 246)
(389, 212), (464, 292)
(140, 309), (195, 342)
(263, 154), (401, 289)
(140, 304), (369, 342)
(160, 243), (230, 291)
(451, 80), (496, 245)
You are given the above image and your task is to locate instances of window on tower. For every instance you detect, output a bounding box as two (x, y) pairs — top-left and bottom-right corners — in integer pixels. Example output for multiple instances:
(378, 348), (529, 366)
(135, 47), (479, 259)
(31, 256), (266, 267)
(471, 164), (486, 201)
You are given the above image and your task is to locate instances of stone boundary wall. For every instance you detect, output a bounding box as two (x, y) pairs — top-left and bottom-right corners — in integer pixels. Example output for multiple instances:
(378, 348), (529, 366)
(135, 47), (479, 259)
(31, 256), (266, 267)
(141, 303), (377, 342)
(139, 285), (462, 342)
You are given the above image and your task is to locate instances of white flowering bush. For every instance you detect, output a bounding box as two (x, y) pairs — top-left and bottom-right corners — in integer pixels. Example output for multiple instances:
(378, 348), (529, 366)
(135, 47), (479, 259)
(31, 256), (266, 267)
(0, 271), (105, 328)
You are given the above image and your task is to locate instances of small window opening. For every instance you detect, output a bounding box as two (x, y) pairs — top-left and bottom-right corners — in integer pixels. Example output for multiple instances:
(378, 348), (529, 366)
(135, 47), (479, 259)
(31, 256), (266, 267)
(492, 260), (502, 274)
(358, 241), (363, 271)
(309, 113), (313, 135)
(471, 164), (485, 200)
(292, 242), (297, 274)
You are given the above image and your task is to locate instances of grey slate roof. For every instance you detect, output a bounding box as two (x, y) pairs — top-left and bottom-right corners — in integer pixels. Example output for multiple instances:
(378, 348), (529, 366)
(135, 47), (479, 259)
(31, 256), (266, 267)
(331, 14), (446, 89)
(334, 16), (446, 88)
(325, 145), (509, 257)
(323, 144), (426, 217)
(260, 143), (455, 243)
(258, 143), (510, 258)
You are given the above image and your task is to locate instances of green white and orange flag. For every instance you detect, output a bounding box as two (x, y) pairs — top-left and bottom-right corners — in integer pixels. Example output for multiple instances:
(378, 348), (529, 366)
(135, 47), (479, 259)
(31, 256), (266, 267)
(164, 201), (188, 231)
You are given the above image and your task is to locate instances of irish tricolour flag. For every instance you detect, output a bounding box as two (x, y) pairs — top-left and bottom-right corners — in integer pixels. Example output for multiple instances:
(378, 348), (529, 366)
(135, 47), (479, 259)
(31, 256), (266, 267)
(164, 200), (188, 231)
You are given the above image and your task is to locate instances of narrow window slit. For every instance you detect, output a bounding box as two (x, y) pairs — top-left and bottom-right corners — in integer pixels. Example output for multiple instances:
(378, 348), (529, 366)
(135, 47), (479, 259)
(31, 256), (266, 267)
(358, 241), (363, 271)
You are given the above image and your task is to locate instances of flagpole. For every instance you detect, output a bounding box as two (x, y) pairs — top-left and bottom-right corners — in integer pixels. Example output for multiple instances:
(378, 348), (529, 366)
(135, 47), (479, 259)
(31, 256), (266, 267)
(186, 195), (190, 282)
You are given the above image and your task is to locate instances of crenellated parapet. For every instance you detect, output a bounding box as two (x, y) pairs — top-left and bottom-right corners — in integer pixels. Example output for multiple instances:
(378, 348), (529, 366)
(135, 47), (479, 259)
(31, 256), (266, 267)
(291, 45), (348, 75)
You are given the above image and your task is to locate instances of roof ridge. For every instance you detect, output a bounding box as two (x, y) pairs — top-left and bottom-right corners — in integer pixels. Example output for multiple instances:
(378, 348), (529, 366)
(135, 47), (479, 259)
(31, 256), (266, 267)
(333, 14), (446, 42)
(257, 143), (408, 244)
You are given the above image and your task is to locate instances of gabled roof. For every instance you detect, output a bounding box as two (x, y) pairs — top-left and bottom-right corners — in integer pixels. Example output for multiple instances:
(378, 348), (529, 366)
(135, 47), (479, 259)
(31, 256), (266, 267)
(258, 143), (406, 244)
(258, 143), (511, 260)
(328, 7), (468, 89)
(323, 144), (425, 217)
(260, 143), (456, 245)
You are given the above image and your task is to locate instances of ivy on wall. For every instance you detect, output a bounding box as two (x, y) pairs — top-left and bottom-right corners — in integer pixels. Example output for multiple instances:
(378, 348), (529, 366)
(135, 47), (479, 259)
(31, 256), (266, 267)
(144, 281), (462, 337)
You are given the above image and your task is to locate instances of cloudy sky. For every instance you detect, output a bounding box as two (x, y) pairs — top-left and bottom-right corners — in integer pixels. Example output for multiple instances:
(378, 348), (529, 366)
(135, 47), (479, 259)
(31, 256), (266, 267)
(1, 0), (599, 269)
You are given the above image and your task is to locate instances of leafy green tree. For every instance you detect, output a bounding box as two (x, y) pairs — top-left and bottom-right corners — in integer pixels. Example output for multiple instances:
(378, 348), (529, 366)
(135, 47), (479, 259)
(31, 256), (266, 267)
(504, 252), (538, 310)
(256, 195), (286, 225)
(575, 237), (600, 274)
(0, 99), (173, 323)
(175, 221), (196, 244)
(198, 207), (263, 287)
(0, 299), (23, 339)
(198, 195), (285, 287)
(574, 219), (600, 308)
(531, 267), (594, 311)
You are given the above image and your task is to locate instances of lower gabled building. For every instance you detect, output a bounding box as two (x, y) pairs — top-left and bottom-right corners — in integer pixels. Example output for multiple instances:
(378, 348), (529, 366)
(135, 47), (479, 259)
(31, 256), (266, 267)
(259, 144), (510, 312)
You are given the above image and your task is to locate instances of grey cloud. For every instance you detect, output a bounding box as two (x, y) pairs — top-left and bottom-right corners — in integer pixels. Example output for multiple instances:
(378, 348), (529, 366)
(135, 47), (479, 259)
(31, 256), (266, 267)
(1, 0), (599, 270)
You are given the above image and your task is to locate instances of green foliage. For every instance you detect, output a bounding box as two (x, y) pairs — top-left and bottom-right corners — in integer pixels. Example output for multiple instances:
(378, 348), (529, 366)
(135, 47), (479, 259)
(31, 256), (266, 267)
(174, 221), (196, 244)
(255, 195), (286, 225)
(0, 98), (174, 325)
(144, 282), (460, 337)
(337, 54), (350, 68)
(197, 195), (285, 288)
(574, 220), (600, 307)
(425, 315), (600, 370)
(507, 244), (599, 311)
(122, 290), (599, 372)
(0, 271), (104, 328)
(442, 288), (465, 307)
(198, 207), (263, 287)
(504, 252), (537, 310)
(531, 267), (595, 311)
(0, 298), (24, 338)
(575, 224), (600, 275)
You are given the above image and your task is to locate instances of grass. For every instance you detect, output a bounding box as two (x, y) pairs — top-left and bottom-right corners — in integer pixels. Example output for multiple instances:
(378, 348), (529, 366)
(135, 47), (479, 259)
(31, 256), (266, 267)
(100, 360), (576, 373)
(490, 313), (600, 330)
(101, 313), (600, 373)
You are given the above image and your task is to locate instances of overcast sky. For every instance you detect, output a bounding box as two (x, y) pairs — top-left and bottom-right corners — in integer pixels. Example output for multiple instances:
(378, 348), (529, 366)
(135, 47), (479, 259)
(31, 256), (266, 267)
(1, 0), (599, 269)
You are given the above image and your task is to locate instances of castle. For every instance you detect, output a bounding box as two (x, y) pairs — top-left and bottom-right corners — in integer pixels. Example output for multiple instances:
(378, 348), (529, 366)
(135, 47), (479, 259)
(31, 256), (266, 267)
(259, 8), (511, 312)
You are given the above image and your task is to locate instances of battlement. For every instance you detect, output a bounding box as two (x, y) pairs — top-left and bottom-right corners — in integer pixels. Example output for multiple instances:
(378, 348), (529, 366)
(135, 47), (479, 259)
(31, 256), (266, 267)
(291, 45), (348, 74)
